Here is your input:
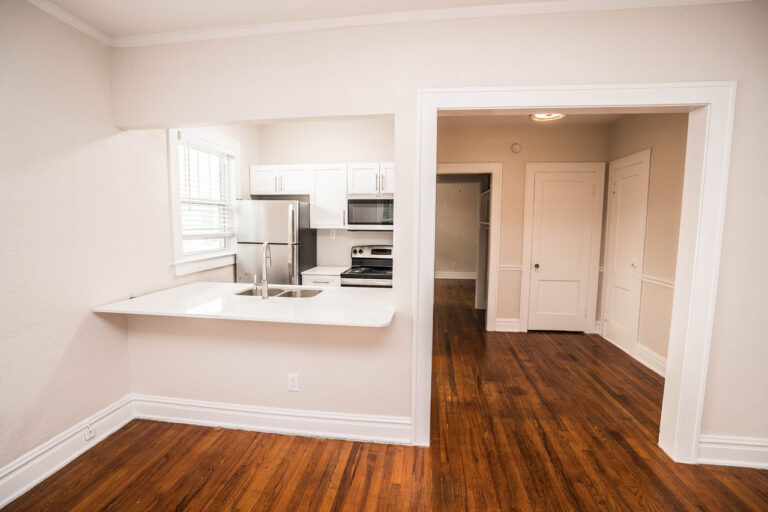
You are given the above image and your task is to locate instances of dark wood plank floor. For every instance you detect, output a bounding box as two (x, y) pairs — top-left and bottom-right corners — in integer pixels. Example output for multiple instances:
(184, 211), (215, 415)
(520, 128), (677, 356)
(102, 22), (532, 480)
(5, 280), (767, 510)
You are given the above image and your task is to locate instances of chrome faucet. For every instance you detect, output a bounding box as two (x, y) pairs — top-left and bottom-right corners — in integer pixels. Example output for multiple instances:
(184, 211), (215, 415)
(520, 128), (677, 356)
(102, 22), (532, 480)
(259, 243), (271, 299)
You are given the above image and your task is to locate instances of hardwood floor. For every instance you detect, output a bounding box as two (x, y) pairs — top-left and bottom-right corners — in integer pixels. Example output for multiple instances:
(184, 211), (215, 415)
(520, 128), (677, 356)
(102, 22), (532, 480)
(5, 279), (767, 510)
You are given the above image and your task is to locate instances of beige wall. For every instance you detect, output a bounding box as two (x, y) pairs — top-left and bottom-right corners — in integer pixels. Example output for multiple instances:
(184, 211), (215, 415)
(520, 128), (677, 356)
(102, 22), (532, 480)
(255, 117), (394, 164)
(435, 177), (481, 275)
(605, 114), (688, 357)
(109, 0), (768, 439)
(0, 0), (230, 466)
(5, 0), (766, 446)
(437, 120), (610, 317)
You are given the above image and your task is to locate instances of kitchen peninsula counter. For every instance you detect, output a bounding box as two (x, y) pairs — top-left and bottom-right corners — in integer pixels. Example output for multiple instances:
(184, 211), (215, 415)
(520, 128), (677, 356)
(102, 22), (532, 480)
(94, 282), (393, 328)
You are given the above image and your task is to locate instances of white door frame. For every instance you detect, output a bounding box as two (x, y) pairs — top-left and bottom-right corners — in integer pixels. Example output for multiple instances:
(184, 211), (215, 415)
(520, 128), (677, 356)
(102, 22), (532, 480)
(436, 163), (502, 331)
(600, 149), (652, 352)
(519, 162), (605, 333)
(413, 82), (736, 466)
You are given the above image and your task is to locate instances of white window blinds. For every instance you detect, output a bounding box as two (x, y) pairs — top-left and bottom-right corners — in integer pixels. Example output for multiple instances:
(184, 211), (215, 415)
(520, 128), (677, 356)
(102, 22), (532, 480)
(177, 138), (235, 255)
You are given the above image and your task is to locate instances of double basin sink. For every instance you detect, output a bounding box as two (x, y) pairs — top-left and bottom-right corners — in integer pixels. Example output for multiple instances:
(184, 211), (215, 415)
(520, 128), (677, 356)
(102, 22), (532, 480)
(236, 287), (323, 298)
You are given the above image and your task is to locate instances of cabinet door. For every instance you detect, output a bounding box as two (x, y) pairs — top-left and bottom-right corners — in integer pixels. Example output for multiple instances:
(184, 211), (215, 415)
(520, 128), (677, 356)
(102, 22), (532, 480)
(279, 165), (313, 194)
(312, 164), (348, 229)
(250, 165), (279, 195)
(347, 163), (380, 195)
(380, 163), (395, 194)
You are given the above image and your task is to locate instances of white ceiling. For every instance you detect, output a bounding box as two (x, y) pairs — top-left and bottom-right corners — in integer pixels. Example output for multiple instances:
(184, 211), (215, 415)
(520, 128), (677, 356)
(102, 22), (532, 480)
(46, 0), (545, 37)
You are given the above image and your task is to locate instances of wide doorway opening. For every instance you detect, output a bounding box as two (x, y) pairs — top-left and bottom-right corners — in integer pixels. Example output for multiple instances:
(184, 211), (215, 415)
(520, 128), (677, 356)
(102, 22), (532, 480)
(414, 83), (736, 465)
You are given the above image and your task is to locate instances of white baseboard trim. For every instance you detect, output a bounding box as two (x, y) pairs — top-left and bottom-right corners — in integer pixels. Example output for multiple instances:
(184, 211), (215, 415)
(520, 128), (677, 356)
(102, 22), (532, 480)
(635, 344), (667, 377)
(600, 333), (667, 378)
(132, 394), (412, 445)
(435, 271), (477, 279)
(495, 318), (522, 332)
(0, 395), (134, 509)
(0, 393), (412, 508)
(697, 435), (768, 469)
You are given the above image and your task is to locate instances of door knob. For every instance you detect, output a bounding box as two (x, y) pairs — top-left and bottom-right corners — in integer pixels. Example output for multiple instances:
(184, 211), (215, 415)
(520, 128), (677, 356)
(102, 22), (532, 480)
(534, 263), (540, 269)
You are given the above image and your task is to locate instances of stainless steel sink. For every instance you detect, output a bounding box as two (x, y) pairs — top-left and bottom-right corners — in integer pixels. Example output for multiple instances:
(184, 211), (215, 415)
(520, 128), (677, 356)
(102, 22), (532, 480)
(236, 287), (323, 298)
(278, 289), (323, 298)
(236, 287), (286, 297)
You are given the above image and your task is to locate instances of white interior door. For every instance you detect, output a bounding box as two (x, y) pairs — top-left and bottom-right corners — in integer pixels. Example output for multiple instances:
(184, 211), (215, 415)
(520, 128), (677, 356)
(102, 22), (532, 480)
(602, 149), (651, 352)
(524, 164), (604, 332)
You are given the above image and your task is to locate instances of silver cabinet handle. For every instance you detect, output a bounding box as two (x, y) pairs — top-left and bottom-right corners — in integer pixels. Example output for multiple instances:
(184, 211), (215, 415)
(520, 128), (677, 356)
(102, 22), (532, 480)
(376, 173), (381, 194)
(313, 280), (331, 284)
(280, 175), (284, 193)
(274, 175), (278, 193)
(342, 209), (346, 226)
(381, 171), (386, 192)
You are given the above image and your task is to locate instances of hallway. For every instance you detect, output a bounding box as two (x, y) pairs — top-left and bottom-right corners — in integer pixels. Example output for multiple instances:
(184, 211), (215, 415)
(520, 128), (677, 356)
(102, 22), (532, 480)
(429, 279), (767, 510)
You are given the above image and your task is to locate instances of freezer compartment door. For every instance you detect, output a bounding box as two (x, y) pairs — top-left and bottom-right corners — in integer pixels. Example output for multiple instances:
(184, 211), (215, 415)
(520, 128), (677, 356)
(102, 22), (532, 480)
(236, 243), (299, 285)
(236, 200), (300, 244)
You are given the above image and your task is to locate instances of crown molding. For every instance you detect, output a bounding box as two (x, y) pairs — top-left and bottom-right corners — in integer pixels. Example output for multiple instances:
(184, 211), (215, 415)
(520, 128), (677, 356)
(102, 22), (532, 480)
(27, 0), (749, 48)
(25, 0), (110, 45)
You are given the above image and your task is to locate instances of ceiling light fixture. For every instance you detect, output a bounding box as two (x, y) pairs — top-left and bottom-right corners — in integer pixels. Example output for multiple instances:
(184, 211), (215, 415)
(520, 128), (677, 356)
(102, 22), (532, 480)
(529, 113), (566, 122)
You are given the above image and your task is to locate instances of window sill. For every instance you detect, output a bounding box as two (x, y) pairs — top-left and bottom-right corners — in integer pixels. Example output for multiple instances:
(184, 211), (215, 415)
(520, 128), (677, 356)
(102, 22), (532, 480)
(173, 251), (235, 277)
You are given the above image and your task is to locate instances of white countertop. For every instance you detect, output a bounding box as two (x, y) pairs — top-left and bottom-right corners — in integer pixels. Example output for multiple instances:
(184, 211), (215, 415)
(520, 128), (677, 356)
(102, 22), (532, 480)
(94, 282), (394, 328)
(301, 266), (349, 276)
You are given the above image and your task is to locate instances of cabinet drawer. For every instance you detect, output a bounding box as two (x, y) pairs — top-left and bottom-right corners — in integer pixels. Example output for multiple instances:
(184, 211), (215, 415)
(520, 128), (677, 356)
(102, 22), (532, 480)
(302, 275), (341, 287)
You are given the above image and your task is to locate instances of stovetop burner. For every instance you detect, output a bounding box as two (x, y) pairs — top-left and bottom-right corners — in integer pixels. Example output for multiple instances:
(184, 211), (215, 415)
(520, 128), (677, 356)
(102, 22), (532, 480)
(341, 266), (393, 277)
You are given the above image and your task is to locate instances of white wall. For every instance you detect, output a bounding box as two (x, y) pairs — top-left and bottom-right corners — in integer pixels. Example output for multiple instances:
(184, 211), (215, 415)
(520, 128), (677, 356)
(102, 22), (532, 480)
(109, 0), (768, 440)
(0, 0), (231, 467)
(316, 230), (394, 268)
(7, 0), (767, 446)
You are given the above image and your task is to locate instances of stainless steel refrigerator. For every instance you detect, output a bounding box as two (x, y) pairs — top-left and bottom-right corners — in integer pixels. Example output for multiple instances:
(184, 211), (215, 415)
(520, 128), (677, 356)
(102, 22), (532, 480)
(235, 200), (316, 285)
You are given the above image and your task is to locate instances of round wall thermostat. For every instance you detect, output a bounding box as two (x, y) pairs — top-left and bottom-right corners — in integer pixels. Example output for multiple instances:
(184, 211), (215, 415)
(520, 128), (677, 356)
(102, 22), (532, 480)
(511, 143), (522, 153)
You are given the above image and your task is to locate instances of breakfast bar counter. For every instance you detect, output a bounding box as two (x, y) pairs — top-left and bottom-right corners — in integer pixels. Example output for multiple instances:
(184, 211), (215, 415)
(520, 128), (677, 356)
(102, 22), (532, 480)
(94, 282), (394, 328)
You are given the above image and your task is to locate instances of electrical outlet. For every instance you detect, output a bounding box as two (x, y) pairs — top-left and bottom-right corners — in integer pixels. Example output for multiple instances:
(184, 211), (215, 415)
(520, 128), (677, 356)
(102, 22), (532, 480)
(84, 425), (95, 441)
(287, 373), (299, 392)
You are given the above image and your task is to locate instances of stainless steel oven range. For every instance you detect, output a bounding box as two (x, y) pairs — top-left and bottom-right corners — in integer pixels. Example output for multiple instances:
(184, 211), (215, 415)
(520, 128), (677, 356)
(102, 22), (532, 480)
(340, 245), (393, 288)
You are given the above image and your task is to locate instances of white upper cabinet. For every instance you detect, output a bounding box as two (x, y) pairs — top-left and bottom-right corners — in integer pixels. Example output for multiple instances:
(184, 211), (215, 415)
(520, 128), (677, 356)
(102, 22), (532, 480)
(311, 164), (348, 229)
(380, 162), (395, 194)
(347, 162), (394, 196)
(250, 165), (280, 195)
(279, 165), (313, 194)
(249, 165), (313, 195)
(347, 163), (381, 195)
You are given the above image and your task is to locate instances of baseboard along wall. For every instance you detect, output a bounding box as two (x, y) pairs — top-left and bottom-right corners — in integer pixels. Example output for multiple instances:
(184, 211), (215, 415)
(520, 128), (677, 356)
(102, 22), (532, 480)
(0, 393), (412, 508)
(434, 271), (477, 279)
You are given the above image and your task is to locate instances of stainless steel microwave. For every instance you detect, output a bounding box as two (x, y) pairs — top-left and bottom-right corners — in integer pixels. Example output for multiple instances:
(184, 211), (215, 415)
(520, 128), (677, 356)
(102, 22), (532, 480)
(347, 198), (394, 230)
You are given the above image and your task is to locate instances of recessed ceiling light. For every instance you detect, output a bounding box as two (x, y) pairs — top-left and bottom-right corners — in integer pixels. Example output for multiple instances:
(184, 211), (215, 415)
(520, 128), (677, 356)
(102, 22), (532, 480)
(529, 113), (566, 122)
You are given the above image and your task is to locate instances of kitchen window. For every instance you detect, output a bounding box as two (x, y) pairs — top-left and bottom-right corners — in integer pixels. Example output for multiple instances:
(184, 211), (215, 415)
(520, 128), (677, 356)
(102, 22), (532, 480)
(169, 128), (239, 275)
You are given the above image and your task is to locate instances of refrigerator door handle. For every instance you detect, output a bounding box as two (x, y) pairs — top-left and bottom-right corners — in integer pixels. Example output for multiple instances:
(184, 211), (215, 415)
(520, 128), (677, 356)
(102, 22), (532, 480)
(289, 204), (296, 242)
